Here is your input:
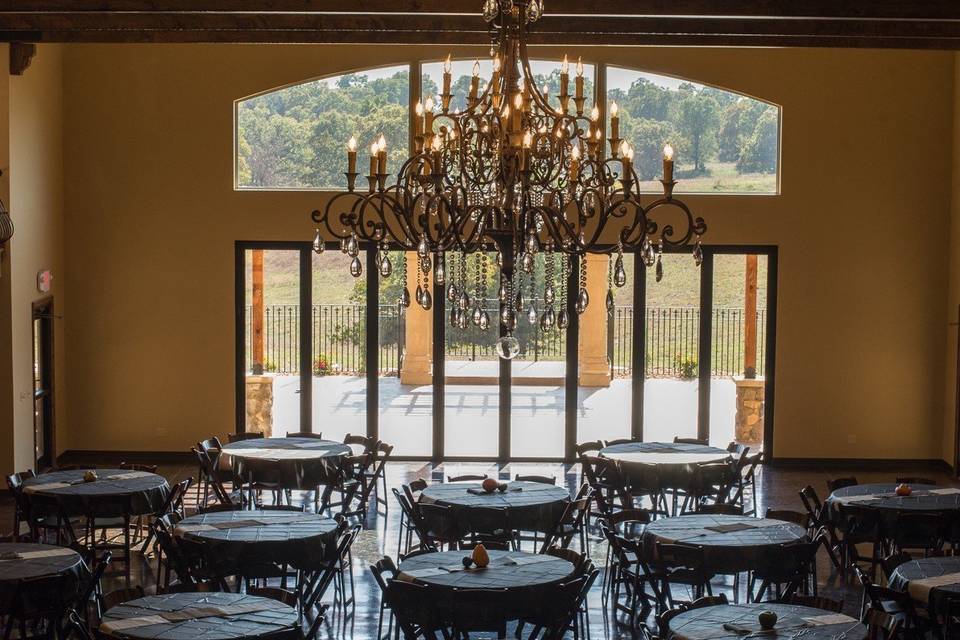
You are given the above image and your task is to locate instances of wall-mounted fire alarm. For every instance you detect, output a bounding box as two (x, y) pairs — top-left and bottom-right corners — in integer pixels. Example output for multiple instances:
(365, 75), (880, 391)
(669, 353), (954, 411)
(37, 269), (52, 293)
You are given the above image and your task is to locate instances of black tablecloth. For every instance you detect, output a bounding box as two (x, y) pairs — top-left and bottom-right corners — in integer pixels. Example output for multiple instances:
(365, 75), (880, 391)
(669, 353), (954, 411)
(825, 484), (960, 521)
(642, 515), (807, 574)
(889, 556), (960, 618)
(398, 549), (574, 590)
(666, 603), (865, 640)
(22, 469), (170, 518)
(174, 509), (338, 571)
(420, 481), (570, 533)
(99, 593), (298, 640)
(600, 442), (731, 488)
(223, 438), (351, 490)
(0, 543), (87, 614)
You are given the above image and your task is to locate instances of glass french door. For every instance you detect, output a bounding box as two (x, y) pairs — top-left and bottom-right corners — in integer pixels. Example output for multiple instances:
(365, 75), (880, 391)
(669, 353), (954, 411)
(236, 242), (777, 459)
(237, 244), (308, 437)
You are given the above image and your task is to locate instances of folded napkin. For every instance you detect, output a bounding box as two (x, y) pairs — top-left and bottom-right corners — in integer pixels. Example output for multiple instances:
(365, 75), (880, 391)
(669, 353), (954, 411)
(104, 471), (155, 481)
(398, 568), (448, 581)
(705, 523), (758, 534)
(505, 554), (562, 566)
(802, 614), (856, 626)
(907, 572), (960, 603)
(23, 481), (72, 493)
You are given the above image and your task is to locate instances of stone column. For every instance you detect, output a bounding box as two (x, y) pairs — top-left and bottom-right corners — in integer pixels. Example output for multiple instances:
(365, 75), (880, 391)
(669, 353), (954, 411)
(734, 376), (764, 444)
(400, 251), (433, 385)
(246, 375), (274, 436)
(577, 253), (611, 387)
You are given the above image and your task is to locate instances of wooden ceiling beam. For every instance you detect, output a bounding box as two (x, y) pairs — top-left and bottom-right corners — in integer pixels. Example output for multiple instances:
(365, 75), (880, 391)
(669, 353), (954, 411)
(3, 0), (960, 20)
(1, 14), (959, 46)
(2, 29), (957, 50)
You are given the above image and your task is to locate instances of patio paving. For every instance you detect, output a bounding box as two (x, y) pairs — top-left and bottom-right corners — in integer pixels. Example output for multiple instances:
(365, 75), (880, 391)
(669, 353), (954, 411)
(266, 373), (740, 456)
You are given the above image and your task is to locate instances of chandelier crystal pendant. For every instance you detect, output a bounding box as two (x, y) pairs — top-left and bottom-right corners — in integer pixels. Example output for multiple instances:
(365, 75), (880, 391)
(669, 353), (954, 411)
(310, 0), (706, 358)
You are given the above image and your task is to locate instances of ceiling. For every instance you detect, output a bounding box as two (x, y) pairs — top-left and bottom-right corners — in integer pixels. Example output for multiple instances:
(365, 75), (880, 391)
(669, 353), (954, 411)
(1, 1), (959, 49)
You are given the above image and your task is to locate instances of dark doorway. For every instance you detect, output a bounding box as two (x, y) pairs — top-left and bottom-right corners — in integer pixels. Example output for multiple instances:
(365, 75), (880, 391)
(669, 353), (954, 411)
(32, 299), (55, 470)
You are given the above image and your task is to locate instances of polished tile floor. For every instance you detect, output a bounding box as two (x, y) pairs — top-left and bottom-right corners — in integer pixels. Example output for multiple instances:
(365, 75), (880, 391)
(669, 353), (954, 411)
(3, 459), (957, 639)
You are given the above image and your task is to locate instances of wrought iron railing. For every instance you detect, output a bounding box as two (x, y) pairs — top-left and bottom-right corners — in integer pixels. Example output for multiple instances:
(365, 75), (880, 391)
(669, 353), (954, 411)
(608, 307), (767, 378)
(245, 304), (766, 378)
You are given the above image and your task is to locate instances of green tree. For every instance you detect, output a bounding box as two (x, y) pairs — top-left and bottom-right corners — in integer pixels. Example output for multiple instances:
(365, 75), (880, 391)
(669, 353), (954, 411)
(717, 100), (749, 163)
(619, 114), (674, 180)
(736, 107), (779, 174)
(674, 92), (720, 173)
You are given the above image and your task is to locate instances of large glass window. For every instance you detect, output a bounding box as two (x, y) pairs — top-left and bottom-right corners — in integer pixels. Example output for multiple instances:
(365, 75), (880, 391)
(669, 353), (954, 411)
(236, 65), (410, 190)
(643, 253), (701, 442)
(244, 248), (301, 435)
(380, 251), (433, 456)
(709, 253), (769, 448)
(510, 252), (568, 459)
(444, 250), (500, 458)
(311, 249), (367, 442)
(577, 252), (633, 445)
(606, 66), (780, 194)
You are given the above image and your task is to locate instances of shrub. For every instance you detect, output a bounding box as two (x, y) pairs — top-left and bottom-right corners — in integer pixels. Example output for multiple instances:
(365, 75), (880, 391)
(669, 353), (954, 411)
(313, 354), (331, 376)
(674, 354), (698, 380)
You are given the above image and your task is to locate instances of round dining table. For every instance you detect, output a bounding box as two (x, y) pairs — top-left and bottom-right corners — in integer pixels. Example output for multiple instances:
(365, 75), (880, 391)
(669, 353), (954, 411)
(22, 468), (170, 519)
(665, 602), (865, 640)
(222, 437), (351, 490)
(888, 556), (960, 619)
(600, 441), (731, 488)
(398, 549), (575, 589)
(0, 542), (87, 613)
(173, 509), (339, 571)
(99, 592), (299, 640)
(397, 549), (577, 627)
(642, 514), (807, 574)
(419, 481), (570, 533)
(825, 483), (960, 521)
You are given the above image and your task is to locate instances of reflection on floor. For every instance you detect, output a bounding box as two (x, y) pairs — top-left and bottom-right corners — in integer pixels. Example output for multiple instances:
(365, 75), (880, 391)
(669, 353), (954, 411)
(272, 375), (739, 454)
(10, 458), (955, 639)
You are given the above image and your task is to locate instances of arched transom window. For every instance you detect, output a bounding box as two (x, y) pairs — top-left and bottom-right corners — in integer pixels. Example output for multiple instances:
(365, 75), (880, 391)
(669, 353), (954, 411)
(236, 60), (780, 194)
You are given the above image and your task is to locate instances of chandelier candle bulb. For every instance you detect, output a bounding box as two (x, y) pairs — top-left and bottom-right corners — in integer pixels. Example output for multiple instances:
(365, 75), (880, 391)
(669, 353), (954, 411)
(347, 136), (357, 174)
(569, 145), (580, 184)
(575, 57), (584, 100)
(442, 55), (452, 95)
(424, 97), (435, 140)
(469, 61), (480, 103)
(368, 142), (378, 176)
(414, 101), (424, 139)
(512, 93), (523, 133)
(663, 142), (675, 183)
(610, 101), (620, 141)
(560, 55), (569, 98)
(377, 134), (387, 175)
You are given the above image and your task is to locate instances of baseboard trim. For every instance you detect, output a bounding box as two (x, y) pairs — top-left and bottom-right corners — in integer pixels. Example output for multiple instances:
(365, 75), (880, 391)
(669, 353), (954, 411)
(769, 457), (954, 473)
(57, 450), (195, 465)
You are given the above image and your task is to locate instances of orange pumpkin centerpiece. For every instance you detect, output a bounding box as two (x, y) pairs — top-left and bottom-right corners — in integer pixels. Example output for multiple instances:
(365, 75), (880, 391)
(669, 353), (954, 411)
(895, 483), (912, 496)
(471, 543), (490, 568)
(481, 478), (499, 493)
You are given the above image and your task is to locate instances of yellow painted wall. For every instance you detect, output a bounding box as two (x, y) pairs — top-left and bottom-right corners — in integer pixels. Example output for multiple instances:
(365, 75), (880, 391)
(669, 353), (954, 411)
(0, 44), (66, 474)
(0, 43), (13, 474)
(58, 44), (954, 460)
(944, 54), (960, 468)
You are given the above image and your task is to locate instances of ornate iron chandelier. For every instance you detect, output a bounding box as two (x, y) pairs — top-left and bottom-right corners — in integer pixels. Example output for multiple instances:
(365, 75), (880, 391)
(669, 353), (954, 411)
(310, 0), (706, 358)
